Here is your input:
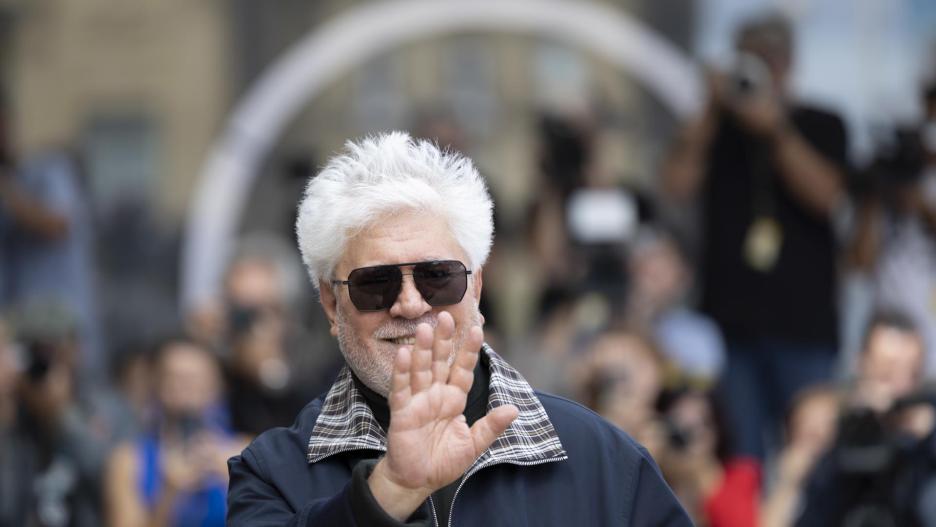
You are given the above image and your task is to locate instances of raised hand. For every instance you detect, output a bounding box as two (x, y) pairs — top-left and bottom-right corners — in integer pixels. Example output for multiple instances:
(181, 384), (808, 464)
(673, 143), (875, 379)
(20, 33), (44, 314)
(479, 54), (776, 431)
(368, 311), (519, 520)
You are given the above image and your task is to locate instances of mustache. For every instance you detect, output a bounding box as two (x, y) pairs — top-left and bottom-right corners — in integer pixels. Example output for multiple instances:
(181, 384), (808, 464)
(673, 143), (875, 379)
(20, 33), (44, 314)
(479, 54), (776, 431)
(372, 315), (438, 339)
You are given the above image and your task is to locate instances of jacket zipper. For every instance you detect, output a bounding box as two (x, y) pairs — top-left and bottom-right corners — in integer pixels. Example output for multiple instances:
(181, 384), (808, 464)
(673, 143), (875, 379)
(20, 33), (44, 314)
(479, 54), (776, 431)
(311, 444), (568, 527)
(446, 456), (568, 527)
(428, 496), (439, 526)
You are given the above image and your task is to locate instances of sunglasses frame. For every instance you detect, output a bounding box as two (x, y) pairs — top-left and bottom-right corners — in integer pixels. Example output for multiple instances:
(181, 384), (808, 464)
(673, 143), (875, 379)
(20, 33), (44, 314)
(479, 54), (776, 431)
(331, 260), (472, 312)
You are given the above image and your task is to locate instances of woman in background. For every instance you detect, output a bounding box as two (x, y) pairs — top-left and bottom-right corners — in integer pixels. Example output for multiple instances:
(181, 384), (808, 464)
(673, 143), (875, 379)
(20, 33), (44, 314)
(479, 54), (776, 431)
(105, 336), (246, 527)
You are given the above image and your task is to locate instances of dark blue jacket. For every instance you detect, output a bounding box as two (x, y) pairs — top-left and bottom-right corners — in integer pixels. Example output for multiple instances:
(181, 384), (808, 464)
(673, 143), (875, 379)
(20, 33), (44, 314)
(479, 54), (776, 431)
(227, 348), (691, 526)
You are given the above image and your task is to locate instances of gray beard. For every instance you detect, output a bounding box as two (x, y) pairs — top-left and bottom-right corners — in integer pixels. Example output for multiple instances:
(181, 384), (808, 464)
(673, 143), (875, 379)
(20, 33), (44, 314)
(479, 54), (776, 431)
(336, 307), (482, 396)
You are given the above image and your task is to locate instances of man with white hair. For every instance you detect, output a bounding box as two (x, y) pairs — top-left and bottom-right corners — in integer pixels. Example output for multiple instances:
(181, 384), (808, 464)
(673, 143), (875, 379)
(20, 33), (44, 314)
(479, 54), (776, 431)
(227, 132), (690, 526)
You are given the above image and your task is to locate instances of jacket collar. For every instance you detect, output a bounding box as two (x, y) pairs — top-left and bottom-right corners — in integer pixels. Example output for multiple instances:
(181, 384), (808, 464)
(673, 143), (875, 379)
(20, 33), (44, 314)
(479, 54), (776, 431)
(307, 344), (567, 467)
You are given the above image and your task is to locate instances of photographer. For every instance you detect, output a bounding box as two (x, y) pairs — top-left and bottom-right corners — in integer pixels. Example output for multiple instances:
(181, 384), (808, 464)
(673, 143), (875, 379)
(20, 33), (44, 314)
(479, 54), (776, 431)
(661, 12), (850, 463)
(0, 304), (111, 527)
(220, 249), (334, 436)
(797, 312), (936, 526)
(0, 145), (103, 381)
(849, 82), (936, 374)
(655, 387), (760, 527)
(576, 329), (669, 460)
(105, 336), (247, 527)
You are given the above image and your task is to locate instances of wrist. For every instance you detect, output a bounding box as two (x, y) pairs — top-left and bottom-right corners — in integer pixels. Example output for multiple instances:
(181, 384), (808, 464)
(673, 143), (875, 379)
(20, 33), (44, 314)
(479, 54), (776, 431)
(368, 458), (432, 521)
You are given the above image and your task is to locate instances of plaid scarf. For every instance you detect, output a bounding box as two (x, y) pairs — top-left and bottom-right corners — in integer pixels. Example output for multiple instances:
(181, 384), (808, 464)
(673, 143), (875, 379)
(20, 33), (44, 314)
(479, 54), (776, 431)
(307, 344), (567, 470)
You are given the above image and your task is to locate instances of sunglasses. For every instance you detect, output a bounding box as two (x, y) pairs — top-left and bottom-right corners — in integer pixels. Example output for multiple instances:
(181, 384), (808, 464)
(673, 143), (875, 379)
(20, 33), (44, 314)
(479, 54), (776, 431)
(332, 260), (472, 312)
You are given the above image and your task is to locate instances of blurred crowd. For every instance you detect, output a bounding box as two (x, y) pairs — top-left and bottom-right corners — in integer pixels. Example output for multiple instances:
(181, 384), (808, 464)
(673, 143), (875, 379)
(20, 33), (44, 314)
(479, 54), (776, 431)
(2, 8), (936, 527)
(504, 12), (936, 527)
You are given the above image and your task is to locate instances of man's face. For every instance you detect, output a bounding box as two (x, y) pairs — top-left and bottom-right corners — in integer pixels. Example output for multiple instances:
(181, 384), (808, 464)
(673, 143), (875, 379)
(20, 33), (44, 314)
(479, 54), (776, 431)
(319, 210), (483, 396)
(859, 325), (924, 403)
(737, 39), (790, 96)
(158, 343), (222, 418)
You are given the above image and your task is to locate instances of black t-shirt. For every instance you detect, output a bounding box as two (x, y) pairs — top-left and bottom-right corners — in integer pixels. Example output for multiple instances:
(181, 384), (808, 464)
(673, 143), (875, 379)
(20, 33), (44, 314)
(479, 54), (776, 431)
(700, 104), (848, 345)
(226, 367), (314, 437)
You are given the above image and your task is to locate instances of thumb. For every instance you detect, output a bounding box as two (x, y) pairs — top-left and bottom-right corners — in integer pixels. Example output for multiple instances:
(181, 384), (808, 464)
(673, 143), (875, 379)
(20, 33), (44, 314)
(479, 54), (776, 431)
(469, 404), (519, 456)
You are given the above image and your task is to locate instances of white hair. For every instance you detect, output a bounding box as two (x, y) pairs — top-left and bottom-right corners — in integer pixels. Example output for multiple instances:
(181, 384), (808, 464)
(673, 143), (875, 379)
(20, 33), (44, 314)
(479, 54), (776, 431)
(296, 131), (493, 289)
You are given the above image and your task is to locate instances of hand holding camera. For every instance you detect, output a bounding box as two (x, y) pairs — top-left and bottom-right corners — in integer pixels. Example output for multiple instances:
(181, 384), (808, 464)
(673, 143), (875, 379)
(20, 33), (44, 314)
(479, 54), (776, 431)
(161, 424), (233, 493)
(719, 52), (788, 138)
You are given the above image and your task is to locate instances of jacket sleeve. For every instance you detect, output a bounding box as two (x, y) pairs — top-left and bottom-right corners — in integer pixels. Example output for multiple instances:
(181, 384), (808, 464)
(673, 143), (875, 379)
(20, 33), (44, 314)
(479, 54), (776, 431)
(349, 459), (431, 527)
(227, 449), (431, 527)
(227, 448), (356, 527)
(626, 448), (695, 527)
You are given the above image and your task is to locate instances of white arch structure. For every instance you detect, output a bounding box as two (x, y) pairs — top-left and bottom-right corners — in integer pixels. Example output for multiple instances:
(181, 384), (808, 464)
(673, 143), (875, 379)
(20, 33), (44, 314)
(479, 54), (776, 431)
(181, 0), (703, 311)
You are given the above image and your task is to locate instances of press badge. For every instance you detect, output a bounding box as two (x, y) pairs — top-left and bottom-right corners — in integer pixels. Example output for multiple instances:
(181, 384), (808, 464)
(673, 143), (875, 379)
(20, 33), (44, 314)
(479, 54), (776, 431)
(743, 216), (783, 272)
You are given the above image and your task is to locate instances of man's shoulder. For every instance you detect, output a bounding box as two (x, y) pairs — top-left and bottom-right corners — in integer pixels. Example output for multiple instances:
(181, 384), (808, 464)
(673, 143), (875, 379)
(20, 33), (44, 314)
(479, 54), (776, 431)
(534, 390), (649, 459)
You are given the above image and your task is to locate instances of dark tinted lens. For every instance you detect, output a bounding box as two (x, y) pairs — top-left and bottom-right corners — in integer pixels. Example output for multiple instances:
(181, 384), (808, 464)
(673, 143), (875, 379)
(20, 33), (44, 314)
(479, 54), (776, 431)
(413, 261), (468, 306)
(347, 265), (402, 311)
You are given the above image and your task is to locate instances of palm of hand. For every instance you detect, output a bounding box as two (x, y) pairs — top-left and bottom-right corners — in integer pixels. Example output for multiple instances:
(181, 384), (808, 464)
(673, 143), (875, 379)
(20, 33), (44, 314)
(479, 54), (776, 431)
(385, 382), (479, 491)
(380, 312), (518, 493)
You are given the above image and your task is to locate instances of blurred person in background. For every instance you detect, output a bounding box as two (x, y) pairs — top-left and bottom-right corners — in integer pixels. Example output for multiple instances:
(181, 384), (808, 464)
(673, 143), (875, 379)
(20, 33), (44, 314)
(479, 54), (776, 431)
(577, 329), (669, 459)
(625, 227), (726, 382)
(106, 341), (158, 440)
(185, 234), (341, 437)
(513, 110), (607, 393)
(849, 81), (936, 374)
(796, 311), (936, 526)
(510, 287), (598, 398)
(0, 303), (112, 527)
(551, 132), (642, 314)
(0, 318), (19, 524)
(0, 127), (103, 381)
(528, 111), (613, 319)
(661, 11), (850, 463)
(220, 244), (330, 436)
(761, 384), (842, 527)
(655, 387), (760, 527)
(105, 336), (246, 527)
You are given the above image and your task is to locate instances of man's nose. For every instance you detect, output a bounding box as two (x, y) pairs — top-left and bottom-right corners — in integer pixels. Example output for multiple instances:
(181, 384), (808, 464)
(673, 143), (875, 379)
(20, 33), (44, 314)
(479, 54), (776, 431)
(388, 274), (431, 319)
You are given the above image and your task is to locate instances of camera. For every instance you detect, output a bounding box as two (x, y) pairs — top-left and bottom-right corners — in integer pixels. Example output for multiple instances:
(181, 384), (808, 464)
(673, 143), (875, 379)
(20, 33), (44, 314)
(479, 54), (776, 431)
(21, 339), (57, 383)
(662, 416), (693, 451)
(807, 392), (936, 526)
(867, 128), (926, 187)
(728, 52), (772, 99)
(227, 303), (260, 338)
(566, 188), (637, 245)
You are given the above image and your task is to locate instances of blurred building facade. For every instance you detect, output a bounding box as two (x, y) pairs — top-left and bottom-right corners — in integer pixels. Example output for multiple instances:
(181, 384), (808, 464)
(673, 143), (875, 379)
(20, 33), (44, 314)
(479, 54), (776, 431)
(2, 0), (231, 220)
(0, 0), (692, 341)
(1, 0), (691, 223)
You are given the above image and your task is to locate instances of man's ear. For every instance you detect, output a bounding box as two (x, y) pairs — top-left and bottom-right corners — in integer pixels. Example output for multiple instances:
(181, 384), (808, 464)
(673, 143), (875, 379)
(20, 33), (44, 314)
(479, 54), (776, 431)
(473, 268), (485, 325)
(318, 279), (339, 337)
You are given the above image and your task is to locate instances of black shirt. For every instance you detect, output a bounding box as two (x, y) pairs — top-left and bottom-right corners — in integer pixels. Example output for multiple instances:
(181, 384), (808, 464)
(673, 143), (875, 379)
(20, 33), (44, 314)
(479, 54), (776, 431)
(226, 367), (313, 437)
(350, 353), (491, 526)
(700, 105), (848, 346)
